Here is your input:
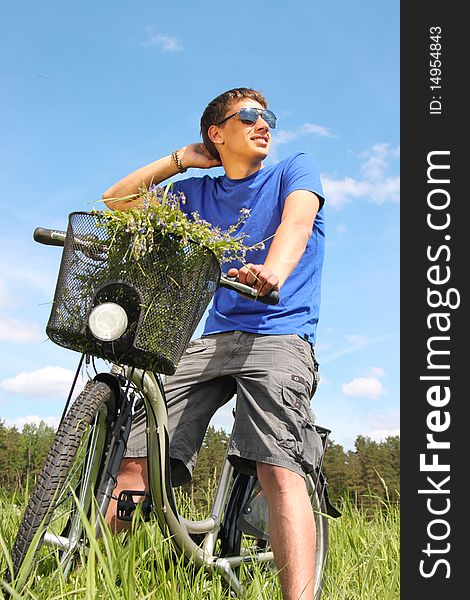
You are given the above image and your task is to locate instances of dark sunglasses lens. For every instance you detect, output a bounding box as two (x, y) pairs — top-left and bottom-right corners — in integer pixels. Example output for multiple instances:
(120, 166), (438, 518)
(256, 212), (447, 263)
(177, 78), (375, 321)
(239, 108), (259, 124)
(262, 110), (276, 128)
(239, 107), (277, 128)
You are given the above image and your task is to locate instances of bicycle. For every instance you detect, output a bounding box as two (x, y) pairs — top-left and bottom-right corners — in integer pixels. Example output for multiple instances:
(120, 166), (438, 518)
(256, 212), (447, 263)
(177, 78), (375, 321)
(5, 211), (340, 598)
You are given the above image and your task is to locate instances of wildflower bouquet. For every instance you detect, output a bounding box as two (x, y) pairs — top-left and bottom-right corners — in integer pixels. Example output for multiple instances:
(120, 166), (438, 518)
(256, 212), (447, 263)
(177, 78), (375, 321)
(94, 183), (265, 266)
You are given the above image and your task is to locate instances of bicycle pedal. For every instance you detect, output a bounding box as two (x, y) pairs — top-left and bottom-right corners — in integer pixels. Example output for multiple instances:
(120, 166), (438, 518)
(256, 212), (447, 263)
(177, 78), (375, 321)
(117, 490), (152, 522)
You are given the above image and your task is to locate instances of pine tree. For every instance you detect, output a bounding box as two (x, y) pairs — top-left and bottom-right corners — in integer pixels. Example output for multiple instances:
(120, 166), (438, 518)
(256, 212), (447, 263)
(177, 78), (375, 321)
(190, 426), (229, 511)
(0, 420), (22, 491)
(20, 421), (56, 483)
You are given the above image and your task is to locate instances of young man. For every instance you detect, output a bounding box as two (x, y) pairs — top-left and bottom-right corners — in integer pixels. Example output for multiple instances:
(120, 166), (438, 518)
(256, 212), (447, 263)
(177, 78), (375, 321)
(102, 87), (326, 600)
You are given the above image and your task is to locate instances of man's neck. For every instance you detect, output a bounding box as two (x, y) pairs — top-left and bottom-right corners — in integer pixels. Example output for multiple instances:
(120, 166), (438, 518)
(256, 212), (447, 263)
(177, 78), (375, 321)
(222, 157), (264, 180)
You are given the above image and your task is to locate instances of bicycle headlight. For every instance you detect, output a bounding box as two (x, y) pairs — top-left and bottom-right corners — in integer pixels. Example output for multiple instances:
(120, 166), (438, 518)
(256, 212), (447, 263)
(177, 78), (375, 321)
(88, 302), (128, 341)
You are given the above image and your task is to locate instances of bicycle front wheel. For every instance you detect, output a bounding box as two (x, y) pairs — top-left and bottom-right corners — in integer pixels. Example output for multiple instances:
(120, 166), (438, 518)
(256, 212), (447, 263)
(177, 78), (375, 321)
(8, 379), (117, 589)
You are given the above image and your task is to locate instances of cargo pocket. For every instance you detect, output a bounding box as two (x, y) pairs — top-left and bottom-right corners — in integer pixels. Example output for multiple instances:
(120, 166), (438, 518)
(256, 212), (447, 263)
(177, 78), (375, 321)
(287, 335), (317, 380)
(280, 378), (311, 455)
(281, 378), (323, 473)
(282, 377), (310, 419)
(184, 338), (207, 354)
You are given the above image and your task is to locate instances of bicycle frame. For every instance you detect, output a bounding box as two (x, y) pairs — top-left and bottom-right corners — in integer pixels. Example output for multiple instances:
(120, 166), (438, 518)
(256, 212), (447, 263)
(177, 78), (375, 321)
(127, 367), (274, 595)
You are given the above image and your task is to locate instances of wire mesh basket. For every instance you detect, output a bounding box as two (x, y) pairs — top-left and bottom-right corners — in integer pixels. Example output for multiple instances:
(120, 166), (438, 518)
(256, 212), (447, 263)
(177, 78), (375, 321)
(46, 212), (221, 374)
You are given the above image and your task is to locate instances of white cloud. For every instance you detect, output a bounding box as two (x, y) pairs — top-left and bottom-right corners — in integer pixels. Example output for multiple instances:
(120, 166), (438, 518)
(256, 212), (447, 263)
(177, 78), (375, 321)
(322, 174), (400, 207)
(342, 377), (386, 400)
(271, 122), (333, 149)
(360, 143), (400, 181)
(143, 28), (183, 52)
(321, 333), (394, 363)
(368, 366), (386, 377)
(0, 259), (57, 299)
(314, 401), (398, 450)
(299, 123), (332, 137)
(366, 410), (400, 442)
(1, 366), (83, 399)
(0, 279), (13, 309)
(345, 334), (370, 349)
(367, 426), (400, 441)
(271, 129), (298, 146)
(317, 374), (330, 386)
(323, 143), (400, 208)
(5, 415), (60, 430)
(0, 315), (43, 342)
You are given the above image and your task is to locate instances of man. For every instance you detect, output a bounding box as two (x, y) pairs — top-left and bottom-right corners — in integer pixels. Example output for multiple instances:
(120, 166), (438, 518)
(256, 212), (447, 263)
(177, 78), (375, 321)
(102, 87), (325, 600)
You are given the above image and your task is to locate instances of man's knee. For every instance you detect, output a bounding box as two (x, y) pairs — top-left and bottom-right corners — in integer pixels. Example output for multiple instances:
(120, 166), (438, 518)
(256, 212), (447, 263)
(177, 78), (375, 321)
(256, 462), (304, 493)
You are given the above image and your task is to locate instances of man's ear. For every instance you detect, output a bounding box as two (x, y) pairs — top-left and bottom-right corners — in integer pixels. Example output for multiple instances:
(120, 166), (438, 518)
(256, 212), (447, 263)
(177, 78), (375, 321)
(208, 124), (225, 149)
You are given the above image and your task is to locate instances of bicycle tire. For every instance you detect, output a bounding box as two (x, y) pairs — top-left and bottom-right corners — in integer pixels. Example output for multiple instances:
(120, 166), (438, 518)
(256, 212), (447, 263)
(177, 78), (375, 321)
(7, 379), (117, 589)
(219, 471), (329, 599)
(310, 473), (329, 600)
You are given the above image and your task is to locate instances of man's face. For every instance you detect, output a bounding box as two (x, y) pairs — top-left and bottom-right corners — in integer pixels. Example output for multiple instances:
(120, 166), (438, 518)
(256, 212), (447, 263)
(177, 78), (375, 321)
(216, 99), (272, 162)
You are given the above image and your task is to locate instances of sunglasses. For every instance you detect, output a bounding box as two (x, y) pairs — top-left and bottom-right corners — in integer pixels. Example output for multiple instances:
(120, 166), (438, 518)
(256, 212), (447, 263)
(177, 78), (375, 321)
(216, 107), (277, 129)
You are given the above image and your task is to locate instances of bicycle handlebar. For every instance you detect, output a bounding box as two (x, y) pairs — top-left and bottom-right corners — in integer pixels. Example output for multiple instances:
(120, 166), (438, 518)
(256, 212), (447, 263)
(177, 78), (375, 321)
(218, 274), (279, 305)
(33, 227), (280, 305)
(33, 227), (67, 246)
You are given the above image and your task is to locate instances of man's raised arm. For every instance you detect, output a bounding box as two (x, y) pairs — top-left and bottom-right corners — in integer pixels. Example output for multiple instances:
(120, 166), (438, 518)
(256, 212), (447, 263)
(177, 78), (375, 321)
(102, 143), (221, 211)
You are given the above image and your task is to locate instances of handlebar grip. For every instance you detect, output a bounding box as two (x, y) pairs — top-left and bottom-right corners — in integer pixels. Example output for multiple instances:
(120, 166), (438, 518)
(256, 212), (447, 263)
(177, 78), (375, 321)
(33, 227), (66, 247)
(219, 274), (280, 305)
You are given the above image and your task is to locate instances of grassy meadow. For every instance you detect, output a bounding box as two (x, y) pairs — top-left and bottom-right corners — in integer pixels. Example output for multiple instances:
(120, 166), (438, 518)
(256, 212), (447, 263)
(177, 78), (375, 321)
(0, 487), (399, 600)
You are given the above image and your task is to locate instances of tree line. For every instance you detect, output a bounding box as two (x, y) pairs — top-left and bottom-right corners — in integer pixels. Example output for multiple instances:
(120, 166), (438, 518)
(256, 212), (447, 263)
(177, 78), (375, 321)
(0, 420), (399, 509)
(189, 427), (400, 509)
(0, 420), (56, 492)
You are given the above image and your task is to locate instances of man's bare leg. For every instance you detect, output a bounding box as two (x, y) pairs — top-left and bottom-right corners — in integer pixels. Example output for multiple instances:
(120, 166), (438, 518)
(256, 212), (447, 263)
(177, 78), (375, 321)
(104, 457), (149, 533)
(257, 462), (316, 600)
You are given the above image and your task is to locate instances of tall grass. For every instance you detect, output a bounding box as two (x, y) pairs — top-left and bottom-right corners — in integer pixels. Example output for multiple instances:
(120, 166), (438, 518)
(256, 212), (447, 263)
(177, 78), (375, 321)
(323, 495), (399, 599)
(0, 489), (399, 599)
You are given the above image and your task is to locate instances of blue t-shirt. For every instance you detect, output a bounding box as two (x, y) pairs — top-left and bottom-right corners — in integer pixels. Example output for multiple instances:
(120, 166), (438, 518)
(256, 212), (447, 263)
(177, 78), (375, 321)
(171, 152), (326, 344)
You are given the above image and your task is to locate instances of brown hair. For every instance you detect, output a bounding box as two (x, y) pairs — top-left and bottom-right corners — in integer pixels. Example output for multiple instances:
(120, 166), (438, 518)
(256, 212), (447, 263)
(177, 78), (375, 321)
(200, 87), (268, 159)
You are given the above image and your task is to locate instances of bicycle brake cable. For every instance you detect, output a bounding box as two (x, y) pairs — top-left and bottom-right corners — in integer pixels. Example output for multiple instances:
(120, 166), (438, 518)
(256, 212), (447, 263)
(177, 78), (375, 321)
(58, 353), (86, 427)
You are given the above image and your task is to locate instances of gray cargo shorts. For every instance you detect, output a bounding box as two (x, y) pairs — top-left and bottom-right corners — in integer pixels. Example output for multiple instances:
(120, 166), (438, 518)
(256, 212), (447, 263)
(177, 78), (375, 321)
(125, 331), (323, 485)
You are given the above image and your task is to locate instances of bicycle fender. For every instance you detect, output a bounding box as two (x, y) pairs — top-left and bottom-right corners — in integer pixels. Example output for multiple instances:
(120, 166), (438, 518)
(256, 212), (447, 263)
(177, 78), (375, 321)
(94, 372), (122, 402)
(318, 469), (342, 518)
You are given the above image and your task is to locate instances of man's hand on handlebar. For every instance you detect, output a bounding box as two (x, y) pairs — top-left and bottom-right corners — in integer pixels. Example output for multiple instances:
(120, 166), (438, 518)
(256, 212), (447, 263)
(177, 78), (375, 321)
(227, 264), (280, 297)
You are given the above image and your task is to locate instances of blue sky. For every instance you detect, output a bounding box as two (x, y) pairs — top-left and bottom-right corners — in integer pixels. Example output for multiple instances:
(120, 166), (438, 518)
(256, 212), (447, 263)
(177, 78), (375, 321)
(0, 0), (399, 450)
